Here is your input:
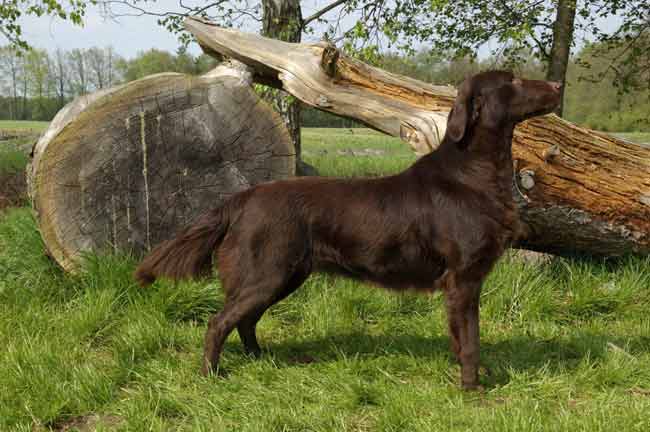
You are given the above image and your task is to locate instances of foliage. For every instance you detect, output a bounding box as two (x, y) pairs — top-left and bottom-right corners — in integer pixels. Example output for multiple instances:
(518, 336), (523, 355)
(0, 0), (94, 50)
(3, 1), (649, 94)
(337, 0), (650, 92)
(375, 45), (650, 133)
(0, 45), (215, 121)
(579, 1), (650, 91)
(116, 48), (178, 81)
(565, 42), (650, 132)
(1, 36), (648, 132)
(116, 46), (218, 81)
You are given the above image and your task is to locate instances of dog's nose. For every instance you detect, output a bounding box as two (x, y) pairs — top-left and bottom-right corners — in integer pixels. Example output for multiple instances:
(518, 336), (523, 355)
(548, 81), (562, 91)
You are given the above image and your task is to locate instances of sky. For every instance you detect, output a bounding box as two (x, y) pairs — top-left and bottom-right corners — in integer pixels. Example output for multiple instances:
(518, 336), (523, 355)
(16, 0), (345, 58)
(19, 1), (207, 57)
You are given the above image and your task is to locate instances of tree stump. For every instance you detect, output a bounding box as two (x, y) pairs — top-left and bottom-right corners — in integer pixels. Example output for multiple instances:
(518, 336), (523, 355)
(28, 63), (294, 271)
(184, 17), (650, 257)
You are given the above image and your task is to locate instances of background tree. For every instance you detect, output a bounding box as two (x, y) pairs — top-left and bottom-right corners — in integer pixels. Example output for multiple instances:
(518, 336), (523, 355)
(67, 48), (88, 96)
(53, 48), (69, 110)
(0, 45), (224, 120)
(86, 47), (108, 89)
(115, 47), (216, 80)
(580, 1), (650, 91)
(24, 48), (50, 120)
(0, 0), (93, 50)
(0, 47), (22, 119)
(335, 0), (650, 117)
(116, 48), (176, 81)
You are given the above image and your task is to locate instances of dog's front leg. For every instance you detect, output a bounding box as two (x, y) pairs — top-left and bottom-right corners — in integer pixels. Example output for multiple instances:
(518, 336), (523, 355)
(444, 274), (482, 390)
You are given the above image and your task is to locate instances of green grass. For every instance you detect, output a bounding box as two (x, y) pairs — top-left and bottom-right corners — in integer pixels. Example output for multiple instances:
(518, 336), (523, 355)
(302, 128), (416, 177)
(614, 132), (650, 145)
(1, 127), (650, 430)
(0, 145), (29, 176)
(0, 120), (43, 176)
(1, 208), (649, 431)
(0, 120), (49, 132)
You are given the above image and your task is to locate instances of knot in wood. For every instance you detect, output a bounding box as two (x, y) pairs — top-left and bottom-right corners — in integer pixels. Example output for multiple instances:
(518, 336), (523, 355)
(320, 45), (340, 78)
(317, 95), (332, 108)
(543, 144), (561, 162)
(399, 123), (419, 144)
(519, 169), (536, 190)
(640, 193), (650, 207)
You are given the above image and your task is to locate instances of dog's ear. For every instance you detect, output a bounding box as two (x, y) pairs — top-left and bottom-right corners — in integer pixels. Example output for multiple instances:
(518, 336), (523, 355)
(445, 78), (476, 144)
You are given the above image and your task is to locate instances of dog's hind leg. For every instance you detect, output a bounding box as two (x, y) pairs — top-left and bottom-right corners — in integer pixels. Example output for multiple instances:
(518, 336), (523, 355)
(202, 231), (312, 375)
(201, 287), (276, 376)
(236, 308), (265, 358)
(237, 261), (312, 358)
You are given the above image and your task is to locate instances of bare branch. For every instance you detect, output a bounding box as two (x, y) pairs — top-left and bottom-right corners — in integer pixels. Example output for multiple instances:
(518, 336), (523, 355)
(529, 31), (550, 59)
(99, 1), (252, 22)
(303, 0), (348, 27)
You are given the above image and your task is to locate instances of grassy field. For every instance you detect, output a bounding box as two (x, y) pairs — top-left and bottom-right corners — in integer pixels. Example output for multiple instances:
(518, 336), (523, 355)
(0, 120), (43, 176)
(0, 120), (49, 131)
(615, 132), (650, 146)
(301, 128), (415, 177)
(1, 125), (650, 430)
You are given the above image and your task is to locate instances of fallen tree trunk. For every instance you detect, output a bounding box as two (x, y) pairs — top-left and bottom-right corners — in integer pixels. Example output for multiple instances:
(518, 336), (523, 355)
(28, 62), (294, 271)
(185, 17), (650, 256)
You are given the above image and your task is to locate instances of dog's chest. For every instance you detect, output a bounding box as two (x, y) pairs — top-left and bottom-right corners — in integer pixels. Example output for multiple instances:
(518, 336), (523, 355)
(438, 190), (520, 265)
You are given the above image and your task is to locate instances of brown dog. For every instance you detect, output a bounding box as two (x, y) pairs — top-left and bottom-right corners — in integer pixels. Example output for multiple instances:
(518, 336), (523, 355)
(135, 70), (561, 389)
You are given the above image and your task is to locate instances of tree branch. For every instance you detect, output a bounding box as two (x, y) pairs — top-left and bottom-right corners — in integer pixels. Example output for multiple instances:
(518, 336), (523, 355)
(529, 31), (550, 59)
(100, 1), (246, 21)
(303, 0), (349, 27)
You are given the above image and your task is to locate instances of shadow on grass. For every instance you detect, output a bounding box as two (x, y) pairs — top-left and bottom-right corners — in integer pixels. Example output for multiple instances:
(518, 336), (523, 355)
(221, 329), (650, 387)
(482, 332), (650, 386)
(266, 331), (451, 364)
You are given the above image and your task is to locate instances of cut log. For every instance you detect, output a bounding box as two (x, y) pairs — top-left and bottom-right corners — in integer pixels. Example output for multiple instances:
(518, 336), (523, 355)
(185, 17), (650, 256)
(28, 62), (294, 271)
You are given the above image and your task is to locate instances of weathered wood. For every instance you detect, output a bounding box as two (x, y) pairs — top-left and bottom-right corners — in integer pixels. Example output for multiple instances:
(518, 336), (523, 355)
(28, 62), (294, 271)
(185, 17), (650, 256)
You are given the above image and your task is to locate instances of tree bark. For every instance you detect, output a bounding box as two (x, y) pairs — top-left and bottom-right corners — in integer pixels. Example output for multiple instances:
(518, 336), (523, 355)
(55, 48), (67, 110)
(547, 0), (577, 116)
(185, 17), (650, 257)
(28, 62), (295, 271)
(261, 0), (317, 176)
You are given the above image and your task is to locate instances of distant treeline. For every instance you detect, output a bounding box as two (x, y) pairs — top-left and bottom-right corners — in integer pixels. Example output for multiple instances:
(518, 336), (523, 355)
(0, 46), (217, 121)
(375, 47), (650, 133)
(1, 43), (648, 132)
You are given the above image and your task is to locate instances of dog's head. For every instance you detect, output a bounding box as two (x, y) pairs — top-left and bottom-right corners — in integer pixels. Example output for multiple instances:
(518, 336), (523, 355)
(445, 70), (561, 145)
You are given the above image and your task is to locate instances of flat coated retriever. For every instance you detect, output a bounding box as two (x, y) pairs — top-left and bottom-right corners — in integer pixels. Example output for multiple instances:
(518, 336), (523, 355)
(135, 70), (561, 389)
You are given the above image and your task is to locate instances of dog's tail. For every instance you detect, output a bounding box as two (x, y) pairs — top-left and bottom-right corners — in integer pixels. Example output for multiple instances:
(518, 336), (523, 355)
(134, 204), (231, 287)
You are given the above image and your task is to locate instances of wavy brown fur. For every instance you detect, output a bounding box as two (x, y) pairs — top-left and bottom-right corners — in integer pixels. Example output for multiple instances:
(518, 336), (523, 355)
(134, 204), (231, 287)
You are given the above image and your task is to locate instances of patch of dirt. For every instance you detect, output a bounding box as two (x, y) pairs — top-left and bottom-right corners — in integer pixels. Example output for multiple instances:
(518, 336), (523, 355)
(0, 131), (40, 153)
(0, 170), (27, 211)
(46, 414), (124, 432)
(629, 387), (650, 397)
(335, 148), (387, 157)
(288, 353), (317, 365)
(475, 396), (509, 407)
(303, 148), (388, 157)
(0, 129), (38, 141)
(511, 249), (554, 265)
